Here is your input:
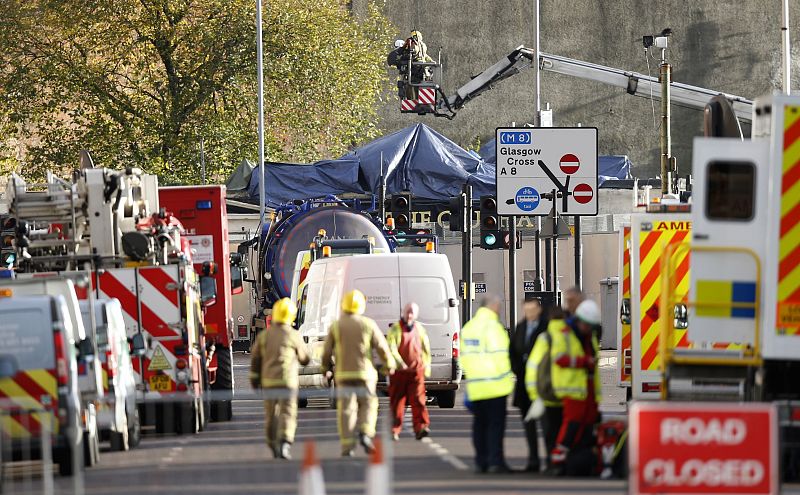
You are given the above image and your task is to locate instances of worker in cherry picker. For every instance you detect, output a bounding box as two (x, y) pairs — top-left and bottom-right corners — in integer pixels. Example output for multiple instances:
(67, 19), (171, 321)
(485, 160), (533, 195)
(387, 30), (435, 100)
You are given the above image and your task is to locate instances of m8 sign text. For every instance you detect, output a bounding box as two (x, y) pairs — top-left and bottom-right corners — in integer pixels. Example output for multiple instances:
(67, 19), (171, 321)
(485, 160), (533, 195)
(630, 402), (777, 495)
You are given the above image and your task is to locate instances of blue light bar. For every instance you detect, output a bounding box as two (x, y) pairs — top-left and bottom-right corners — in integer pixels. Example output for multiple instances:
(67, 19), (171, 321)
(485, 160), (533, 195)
(196, 200), (213, 210)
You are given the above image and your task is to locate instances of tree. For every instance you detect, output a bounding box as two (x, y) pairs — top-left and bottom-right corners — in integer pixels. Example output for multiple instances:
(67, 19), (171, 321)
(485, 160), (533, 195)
(0, 0), (393, 184)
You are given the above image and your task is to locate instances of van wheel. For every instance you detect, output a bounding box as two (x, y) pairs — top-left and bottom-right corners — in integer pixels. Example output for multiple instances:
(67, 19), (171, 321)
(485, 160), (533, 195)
(83, 409), (100, 467)
(128, 409), (141, 448)
(437, 391), (456, 409)
(110, 413), (130, 451)
(56, 446), (80, 477)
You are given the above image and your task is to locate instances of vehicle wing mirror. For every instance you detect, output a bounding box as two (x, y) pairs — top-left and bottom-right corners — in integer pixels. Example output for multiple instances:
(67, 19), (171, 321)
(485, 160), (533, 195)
(78, 337), (95, 358)
(129, 333), (147, 357)
(200, 276), (218, 307)
(620, 298), (631, 325)
(0, 355), (19, 378)
(673, 303), (689, 330)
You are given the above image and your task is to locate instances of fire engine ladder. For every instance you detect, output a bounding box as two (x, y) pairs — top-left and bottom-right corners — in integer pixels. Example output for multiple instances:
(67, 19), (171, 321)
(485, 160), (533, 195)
(659, 244), (762, 402)
(431, 47), (753, 122)
(7, 173), (89, 266)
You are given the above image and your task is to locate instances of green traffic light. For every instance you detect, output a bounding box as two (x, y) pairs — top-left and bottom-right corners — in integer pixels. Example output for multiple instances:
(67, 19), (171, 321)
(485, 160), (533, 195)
(484, 234), (497, 246)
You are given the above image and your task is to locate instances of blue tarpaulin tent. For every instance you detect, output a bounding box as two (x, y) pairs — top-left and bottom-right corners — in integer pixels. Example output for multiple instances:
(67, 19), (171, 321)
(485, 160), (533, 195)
(247, 159), (362, 205)
(478, 138), (632, 185)
(246, 124), (494, 203)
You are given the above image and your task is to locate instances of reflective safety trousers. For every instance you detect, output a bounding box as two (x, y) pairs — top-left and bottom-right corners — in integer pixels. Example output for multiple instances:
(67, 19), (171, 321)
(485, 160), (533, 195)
(460, 307), (514, 402)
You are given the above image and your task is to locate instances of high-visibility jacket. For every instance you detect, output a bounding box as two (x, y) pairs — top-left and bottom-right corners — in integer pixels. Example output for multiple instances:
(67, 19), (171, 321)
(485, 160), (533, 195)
(249, 322), (310, 389)
(525, 321), (562, 407)
(527, 319), (601, 402)
(460, 307), (514, 401)
(387, 321), (431, 377)
(321, 313), (395, 384)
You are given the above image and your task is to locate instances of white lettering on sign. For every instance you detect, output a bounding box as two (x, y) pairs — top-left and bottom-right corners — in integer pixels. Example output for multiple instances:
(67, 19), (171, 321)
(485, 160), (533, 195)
(660, 418), (747, 446)
(643, 459), (764, 487)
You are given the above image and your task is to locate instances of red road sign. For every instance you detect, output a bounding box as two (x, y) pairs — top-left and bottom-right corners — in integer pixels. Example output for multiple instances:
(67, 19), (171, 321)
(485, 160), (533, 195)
(630, 402), (777, 495)
(573, 183), (594, 204)
(559, 153), (580, 174)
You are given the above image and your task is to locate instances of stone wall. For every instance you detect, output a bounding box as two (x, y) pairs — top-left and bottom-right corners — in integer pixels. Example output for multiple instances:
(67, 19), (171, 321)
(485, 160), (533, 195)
(355, 0), (794, 177)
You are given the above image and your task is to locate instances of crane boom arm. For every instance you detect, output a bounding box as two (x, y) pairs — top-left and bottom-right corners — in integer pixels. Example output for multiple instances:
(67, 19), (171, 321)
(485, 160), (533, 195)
(440, 46), (753, 122)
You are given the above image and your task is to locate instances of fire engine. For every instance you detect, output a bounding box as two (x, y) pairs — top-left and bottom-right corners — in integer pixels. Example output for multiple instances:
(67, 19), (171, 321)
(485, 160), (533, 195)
(159, 186), (243, 421)
(4, 163), (214, 434)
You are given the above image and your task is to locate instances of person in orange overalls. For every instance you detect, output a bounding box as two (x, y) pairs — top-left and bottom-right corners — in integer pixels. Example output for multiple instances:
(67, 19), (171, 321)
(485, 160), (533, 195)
(387, 302), (431, 441)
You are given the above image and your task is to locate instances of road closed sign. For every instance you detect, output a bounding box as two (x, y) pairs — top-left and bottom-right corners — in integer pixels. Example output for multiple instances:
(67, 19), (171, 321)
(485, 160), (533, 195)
(495, 127), (598, 216)
(630, 402), (778, 495)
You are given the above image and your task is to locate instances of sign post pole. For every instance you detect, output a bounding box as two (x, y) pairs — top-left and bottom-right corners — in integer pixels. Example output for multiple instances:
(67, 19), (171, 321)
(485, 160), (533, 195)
(508, 216), (517, 327)
(461, 184), (473, 323)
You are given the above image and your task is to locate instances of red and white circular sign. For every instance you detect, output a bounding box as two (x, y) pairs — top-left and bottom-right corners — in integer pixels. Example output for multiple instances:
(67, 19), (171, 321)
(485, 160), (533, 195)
(559, 153), (580, 174)
(572, 183), (594, 204)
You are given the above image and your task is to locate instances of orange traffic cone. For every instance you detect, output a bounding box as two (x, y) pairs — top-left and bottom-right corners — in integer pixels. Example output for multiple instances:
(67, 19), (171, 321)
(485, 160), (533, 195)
(365, 438), (389, 495)
(299, 440), (326, 495)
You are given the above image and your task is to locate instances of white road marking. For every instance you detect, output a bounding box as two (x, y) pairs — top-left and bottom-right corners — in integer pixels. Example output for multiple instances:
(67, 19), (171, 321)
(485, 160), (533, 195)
(402, 409), (469, 471)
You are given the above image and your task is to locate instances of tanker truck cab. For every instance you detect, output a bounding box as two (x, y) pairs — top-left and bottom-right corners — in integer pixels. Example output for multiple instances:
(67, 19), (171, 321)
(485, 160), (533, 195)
(296, 253), (461, 407)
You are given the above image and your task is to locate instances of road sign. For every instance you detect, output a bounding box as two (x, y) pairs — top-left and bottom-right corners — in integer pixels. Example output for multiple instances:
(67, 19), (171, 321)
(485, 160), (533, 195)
(573, 183), (594, 204)
(629, 402), (777, 495)
(496, 127), (598, 216)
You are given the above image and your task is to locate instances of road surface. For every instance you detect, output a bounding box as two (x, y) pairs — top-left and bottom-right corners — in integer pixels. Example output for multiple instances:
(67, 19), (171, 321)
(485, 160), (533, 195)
(4, 352), (797, 494)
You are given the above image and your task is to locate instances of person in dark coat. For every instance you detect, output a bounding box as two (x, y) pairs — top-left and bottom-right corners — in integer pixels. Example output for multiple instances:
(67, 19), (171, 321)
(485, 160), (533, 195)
(510, 297), (549, 472)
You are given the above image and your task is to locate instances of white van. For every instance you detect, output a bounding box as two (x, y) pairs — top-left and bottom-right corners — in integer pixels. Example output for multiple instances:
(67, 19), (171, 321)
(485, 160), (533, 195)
(0, 277), (104, 466)
(295, 253), (461, 407)
(80, 299), (142, 451)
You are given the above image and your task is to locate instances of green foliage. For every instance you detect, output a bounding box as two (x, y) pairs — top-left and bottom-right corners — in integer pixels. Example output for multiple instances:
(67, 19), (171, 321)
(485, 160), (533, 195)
(0, 0), (393, 185)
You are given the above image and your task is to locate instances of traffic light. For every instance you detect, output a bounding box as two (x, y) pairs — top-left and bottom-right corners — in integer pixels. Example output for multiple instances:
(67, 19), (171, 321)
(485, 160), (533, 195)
(1, 217), (16, 268)
(389, 193), (412, 229)
(479, 195), (501, 250)
(502, 230), (523, 249)
(447, 196), (462, 232)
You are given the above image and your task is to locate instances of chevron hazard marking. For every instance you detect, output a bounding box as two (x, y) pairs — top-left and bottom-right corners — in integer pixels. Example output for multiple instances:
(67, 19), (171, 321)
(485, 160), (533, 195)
(148, 346), (171, 371)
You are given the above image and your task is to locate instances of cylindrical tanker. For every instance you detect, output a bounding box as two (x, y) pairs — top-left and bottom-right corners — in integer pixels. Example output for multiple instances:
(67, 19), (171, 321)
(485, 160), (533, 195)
(261, 205), (391, 307)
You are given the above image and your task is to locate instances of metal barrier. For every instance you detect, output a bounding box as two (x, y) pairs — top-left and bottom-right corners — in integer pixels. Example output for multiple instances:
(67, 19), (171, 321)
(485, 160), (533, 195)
(0, 397), (84, 495)
(658, 244), (763, 398)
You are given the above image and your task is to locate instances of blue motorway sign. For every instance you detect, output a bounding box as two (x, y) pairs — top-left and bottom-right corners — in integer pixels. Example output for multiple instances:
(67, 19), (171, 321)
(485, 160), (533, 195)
(499, 130), (532, 145)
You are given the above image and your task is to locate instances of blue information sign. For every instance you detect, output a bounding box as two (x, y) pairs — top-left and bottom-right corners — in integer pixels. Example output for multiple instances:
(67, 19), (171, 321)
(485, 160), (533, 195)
(499, 131), (532, 145)
(515, 187), (540, 212)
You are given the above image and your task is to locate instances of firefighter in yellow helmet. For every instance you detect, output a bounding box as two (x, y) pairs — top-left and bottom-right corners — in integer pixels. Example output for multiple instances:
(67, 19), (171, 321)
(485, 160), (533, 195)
(249, 298), (309, 459)
(322, 289), (396, 456)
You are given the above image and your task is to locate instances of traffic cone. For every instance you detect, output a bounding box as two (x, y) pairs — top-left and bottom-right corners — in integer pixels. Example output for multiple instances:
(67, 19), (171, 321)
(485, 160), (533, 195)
(365, 438), (389, 495)
(299, 440), (326, 495)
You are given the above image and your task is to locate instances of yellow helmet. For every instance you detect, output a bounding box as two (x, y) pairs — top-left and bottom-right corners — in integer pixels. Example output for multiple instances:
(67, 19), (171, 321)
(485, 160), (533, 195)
(410, 30), (422, 40)
(341, 290), (367, 315)
(272, 298), (298, 325)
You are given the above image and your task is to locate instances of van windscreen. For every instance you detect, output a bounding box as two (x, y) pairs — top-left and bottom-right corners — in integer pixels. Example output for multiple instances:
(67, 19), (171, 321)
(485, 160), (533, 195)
(0, 307), (55, 371)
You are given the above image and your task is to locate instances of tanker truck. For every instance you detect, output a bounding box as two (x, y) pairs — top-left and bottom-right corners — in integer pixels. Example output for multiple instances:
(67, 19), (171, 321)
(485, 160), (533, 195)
(249, 198), (393, 339)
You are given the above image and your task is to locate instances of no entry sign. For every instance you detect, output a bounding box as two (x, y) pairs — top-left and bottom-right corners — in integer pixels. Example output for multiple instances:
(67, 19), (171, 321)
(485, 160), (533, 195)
(629, 402), (778, 495)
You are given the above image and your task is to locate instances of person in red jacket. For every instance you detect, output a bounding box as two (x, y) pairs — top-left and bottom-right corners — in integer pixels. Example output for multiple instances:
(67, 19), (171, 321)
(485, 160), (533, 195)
(550, 299), (602, 476)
